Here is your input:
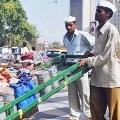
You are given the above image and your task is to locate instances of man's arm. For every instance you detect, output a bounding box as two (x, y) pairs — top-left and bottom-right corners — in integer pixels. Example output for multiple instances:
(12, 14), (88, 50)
(81, 32), (95, 57)
(80, 27), (119, 67)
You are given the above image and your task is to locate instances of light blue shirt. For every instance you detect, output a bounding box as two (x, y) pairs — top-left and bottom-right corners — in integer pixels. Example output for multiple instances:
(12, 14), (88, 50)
(63, 29), (95, 62)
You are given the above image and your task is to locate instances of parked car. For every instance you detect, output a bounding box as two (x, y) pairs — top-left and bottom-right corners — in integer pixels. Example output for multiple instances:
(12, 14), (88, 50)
(11, 47), (21, 55)
(46, 49), (67, 58)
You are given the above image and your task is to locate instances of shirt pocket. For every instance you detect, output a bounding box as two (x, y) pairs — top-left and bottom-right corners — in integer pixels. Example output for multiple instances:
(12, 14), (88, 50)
(98, 37), (107, 51)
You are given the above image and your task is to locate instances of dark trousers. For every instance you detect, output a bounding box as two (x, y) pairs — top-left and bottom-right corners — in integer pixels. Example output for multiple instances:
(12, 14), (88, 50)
(90, 85), (120, 120)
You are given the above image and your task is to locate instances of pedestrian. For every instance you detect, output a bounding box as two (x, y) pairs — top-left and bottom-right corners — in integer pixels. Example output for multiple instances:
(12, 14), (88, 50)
(80, 1), (120, 120)
(63, 16), (94, 120)
(21, 42), (29, 55)
(31, 46), (36, 52)
(30, 46), (43, 65)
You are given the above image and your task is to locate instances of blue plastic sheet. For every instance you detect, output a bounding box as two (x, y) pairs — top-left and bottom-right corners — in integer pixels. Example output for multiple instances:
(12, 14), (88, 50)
(10, 72), (36, 109)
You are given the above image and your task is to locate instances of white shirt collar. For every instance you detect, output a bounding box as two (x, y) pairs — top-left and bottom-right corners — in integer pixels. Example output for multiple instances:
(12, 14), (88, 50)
(99, 21), (110, 34)
(74, 28), (79, 36)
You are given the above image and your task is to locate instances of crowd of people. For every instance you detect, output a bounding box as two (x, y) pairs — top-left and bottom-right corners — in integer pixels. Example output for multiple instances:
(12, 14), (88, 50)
(0, 41), (44, 70)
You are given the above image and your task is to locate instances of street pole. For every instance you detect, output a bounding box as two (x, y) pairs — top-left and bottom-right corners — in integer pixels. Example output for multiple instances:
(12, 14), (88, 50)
(45, 0), (58, 42)
(46, 4), (48, 43)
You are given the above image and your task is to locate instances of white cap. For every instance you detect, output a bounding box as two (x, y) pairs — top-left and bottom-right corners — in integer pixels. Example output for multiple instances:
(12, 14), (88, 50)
(64, 16), (76, 23)
(97, 0), (116, 12)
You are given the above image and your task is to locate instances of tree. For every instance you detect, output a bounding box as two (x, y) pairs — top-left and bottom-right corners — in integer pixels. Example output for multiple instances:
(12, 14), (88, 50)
(0, 0), (39, 47)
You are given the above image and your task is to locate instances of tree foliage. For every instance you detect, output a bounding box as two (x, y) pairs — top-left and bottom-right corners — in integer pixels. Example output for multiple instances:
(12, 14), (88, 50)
(0, 0), (39, 47)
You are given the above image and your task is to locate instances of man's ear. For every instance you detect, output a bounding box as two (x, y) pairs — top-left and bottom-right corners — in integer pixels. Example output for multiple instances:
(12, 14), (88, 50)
(107, 12), (110, 17)
(75, 23), (77, 28)
(105, 12), (109, 19)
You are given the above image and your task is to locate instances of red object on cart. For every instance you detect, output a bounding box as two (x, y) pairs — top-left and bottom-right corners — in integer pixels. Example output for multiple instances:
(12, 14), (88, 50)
(21, 52), (33, 60)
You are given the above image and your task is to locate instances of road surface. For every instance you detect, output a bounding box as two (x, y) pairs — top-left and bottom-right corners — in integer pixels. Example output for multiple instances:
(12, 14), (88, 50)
(31, 88), (109, 120)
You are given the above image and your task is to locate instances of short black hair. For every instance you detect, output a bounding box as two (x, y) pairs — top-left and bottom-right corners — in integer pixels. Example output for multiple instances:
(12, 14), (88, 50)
(105, 7), (113, 19)
(100, 6), (113, 19)
(23, 42), (27, 47)
(32, 46), (36, 51)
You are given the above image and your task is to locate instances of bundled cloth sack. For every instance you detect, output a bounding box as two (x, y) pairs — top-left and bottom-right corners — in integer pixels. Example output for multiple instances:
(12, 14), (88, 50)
(21, 52), (33, 61)
(0, 64), (12, 83)
(10, 71), (36, 109)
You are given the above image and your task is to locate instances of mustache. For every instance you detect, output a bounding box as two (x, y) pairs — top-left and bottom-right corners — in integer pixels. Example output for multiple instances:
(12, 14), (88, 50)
(95, 14), (98, 18)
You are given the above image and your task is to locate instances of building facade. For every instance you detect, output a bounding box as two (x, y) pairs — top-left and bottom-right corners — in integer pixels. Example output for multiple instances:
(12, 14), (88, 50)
(70, 0), (120, 34)
(70, 0), (96, 34)
(110, 1), (120, 33)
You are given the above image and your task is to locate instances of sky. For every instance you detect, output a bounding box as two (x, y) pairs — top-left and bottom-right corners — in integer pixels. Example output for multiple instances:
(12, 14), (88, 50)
(19, 0), (70, 44)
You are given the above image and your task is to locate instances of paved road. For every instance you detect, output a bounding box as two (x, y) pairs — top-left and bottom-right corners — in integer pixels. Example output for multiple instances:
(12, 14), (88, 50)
(31, 88), (109, 120)
(31, 88), (69, 120)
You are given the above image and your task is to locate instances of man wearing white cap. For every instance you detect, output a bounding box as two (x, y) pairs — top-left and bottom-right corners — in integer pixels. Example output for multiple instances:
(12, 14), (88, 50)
(80, 1), (120, 120)
(63, 16), (95, 120)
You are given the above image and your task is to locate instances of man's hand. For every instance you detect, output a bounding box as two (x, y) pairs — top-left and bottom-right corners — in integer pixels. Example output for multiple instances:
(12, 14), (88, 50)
(79, 58), (86, 67)
(84, 51), (94, 57)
